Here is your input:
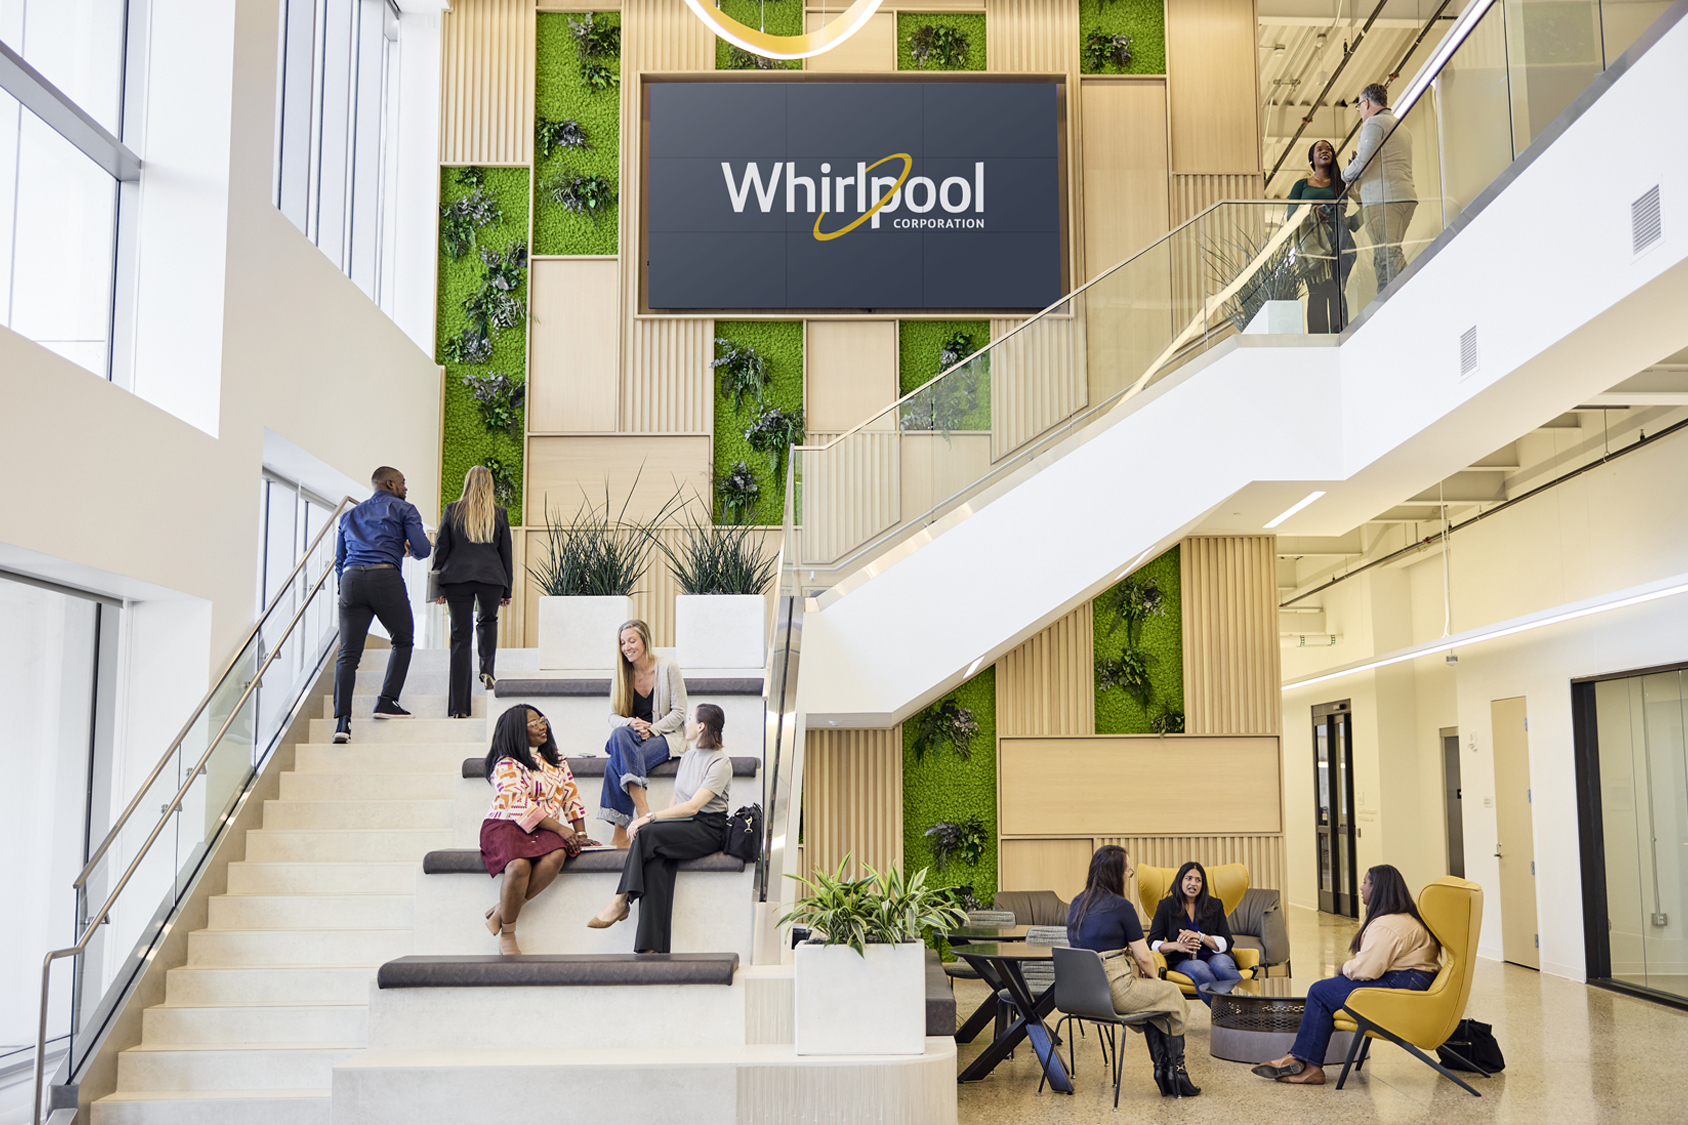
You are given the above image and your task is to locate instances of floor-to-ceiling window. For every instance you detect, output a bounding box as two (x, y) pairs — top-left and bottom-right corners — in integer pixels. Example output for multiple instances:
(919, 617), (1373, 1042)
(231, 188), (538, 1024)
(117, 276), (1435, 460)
(1576, 667), (1688, 1006)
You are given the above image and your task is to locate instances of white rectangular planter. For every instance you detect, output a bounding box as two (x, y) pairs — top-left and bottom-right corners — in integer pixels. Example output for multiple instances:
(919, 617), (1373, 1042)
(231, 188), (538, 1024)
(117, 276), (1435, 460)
(674, 594), (766, 671)
(537, 595), (631, 673)
(793, 942), (925, 1056)
(1244, 298), (1304, 335)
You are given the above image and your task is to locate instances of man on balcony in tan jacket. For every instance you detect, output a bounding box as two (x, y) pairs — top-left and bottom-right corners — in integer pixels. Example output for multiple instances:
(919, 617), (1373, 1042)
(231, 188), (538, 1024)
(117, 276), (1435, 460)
(1343, 82), (1418, 292)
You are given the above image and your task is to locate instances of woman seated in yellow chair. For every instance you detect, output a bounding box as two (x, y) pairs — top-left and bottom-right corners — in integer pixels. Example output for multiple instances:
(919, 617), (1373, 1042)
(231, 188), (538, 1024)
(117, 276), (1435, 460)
(1253, 864), (1440, 1085)
(1147, 861), (1242, 1005)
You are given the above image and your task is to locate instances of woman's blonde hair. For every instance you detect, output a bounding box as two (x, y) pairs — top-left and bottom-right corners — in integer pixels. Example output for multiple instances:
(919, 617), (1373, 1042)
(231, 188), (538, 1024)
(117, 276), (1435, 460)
(454, 465), (499, 544)
(609, 619), (655, 717)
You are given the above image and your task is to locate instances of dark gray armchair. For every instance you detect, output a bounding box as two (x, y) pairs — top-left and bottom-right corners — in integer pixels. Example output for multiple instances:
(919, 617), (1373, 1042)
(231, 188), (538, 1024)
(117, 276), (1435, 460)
(1227, 887), (1291, 974)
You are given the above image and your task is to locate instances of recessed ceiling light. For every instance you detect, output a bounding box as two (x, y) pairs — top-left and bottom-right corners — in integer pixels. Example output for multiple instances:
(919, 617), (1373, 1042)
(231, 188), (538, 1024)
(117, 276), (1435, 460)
(1265, 491), (1326, 529)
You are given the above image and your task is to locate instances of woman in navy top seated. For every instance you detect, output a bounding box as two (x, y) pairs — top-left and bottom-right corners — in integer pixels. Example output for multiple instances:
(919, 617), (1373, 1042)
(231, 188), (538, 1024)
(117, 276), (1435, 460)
(1148, 861), (1243, 1004)
(1067, 845), (1202, 1098)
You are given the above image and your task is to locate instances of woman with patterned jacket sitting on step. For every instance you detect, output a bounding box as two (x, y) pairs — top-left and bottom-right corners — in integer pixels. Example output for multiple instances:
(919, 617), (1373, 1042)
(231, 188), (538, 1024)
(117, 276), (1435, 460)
(480, 705), (599, 954)
(601, 619), (688, 849)
(588, 703), (733, 954)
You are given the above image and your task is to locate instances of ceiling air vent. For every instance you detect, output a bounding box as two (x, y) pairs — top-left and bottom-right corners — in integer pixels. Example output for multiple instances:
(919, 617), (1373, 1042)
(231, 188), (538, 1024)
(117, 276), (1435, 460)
(1633, 185), (1662, 255)
(1459, 326), (1479, 378)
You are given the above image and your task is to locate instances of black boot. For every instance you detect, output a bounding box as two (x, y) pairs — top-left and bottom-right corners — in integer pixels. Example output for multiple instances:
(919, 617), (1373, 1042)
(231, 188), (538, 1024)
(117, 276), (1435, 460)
(1166, 1033), (1202, 1097)
(1142, 1024), (1176, 1097)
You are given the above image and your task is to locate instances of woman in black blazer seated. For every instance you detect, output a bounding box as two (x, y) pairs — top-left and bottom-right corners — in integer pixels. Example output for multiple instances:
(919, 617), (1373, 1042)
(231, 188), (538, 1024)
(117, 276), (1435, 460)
(432, 465), (513, 718)
(1148, 861), (1242, 1005)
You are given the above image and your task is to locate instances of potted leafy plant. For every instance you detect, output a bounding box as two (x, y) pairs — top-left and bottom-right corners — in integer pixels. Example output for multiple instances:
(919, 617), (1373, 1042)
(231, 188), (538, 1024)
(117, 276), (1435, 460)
(782, 858), (967, 1056)
(526, 478), (684, 672)
(661, 510), (776, 671)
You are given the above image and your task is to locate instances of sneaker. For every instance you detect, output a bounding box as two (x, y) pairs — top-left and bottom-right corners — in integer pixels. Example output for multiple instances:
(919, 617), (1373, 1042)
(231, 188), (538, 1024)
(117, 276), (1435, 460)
(372, 698), (412, 719)
(332, 719), (351, 744)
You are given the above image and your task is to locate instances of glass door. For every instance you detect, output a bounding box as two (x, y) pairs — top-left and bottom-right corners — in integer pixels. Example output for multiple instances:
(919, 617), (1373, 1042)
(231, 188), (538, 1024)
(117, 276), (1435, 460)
(1312, 701), (1359, 918)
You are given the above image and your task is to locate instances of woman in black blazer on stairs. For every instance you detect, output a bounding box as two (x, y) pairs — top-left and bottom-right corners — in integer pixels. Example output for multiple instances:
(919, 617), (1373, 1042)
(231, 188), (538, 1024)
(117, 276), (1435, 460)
(433, 465), (514, 718)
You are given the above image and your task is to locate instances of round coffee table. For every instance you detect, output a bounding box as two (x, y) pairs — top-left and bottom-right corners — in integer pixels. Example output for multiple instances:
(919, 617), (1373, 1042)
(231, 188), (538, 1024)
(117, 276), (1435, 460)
(1199, 977), (1358, 1065)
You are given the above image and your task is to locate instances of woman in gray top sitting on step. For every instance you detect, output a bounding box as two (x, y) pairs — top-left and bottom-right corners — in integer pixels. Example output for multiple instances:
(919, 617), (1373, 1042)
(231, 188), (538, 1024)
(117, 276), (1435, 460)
(588, 703), (732, 953)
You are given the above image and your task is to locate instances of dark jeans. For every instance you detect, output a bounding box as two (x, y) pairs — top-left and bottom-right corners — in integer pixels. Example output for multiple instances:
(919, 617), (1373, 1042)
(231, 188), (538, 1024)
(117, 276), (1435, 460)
(443, 581), (501, 716)
(615, 812), (728, 953)
(1291, 968), (1435, 1065)
(600, 725), (672, 826)
(334, 566), (414, 719)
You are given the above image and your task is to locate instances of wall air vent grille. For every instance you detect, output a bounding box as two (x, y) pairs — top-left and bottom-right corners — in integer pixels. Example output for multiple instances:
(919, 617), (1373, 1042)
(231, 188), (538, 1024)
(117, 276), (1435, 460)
(1633, 185), (1662, 255)
(1459, 326), (1479, 378)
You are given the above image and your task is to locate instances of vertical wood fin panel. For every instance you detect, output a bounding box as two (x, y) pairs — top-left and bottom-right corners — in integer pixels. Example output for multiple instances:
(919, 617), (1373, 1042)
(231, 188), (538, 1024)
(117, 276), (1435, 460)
(1181, 536), (1281, 736)
(989, 315), (1084, 461)
(797, 430), (899, 566)
(986, 0), (1080, 73)
(439, 0), (534, 165)
(1097, 834), (1285, 892)
(1171, 173), (1264, 224)
(625, 319), (714, 432)
(997, 604), (1094, 736)
(801, 728), (904, 883)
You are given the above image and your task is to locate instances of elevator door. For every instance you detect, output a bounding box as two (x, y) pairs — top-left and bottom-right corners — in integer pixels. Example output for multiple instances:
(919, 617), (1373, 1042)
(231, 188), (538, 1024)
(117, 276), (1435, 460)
(1313, 702), (1359, 917)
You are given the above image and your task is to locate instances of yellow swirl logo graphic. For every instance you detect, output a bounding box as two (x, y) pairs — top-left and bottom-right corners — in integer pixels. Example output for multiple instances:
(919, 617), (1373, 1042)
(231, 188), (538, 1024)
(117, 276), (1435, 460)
(812, 153), (913, 242)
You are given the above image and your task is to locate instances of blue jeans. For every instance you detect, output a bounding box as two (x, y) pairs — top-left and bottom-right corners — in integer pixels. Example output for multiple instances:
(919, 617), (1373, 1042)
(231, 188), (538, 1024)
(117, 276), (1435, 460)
(1290, 968), (1435, 1065)
(600, 725), (671, 826)
(1173, 952), (1241, 1005)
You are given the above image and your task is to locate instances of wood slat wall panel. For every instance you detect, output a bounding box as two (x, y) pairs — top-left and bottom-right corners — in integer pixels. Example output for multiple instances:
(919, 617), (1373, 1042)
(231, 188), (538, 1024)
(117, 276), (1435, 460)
(803, 11), (897, 72)
(1098, 835), (1286, 892)
(1166, 0), (1262, 174)
(801, 727), (904, 882)
(1172, 173), (1264, 224)
(806, 321), (899, 433)
(1181, 536), (1282, 735)
(900, 433), (992, 523)
(986, 0), (1080, 73)
(440, 0), (534, 165)
(989, 315), (1083, 461)
(624, 319), (714, 433)
(525, 434), (712, 525)
(997, 604), (1094, 736)
(1000, 838), (1093, 900)
(797, 429), (899, 566)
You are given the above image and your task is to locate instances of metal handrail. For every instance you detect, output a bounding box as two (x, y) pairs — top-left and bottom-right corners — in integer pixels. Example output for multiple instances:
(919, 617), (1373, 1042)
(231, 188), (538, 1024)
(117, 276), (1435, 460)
(72, 495), (354, 889)
(33, 520), (347, 1125)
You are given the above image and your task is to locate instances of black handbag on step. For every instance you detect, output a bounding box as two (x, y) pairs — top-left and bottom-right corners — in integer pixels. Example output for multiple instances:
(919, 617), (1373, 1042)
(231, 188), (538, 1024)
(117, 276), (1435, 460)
(722, 803), (763, 862)
(1437, 1018), (1505, 1072)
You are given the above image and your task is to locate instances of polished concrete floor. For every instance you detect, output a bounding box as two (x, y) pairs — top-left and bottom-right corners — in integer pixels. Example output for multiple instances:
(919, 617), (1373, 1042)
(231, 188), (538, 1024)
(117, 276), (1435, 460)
(954, 906), (1688, 1123)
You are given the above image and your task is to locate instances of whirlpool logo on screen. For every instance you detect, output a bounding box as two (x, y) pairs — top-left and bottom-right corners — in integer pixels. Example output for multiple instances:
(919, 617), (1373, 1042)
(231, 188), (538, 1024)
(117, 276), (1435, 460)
(719, 156), (988, 240)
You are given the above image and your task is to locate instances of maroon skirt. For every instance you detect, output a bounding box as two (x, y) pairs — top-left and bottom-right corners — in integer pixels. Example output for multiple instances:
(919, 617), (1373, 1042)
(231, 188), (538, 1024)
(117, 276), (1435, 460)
(479, 818), (581, 877)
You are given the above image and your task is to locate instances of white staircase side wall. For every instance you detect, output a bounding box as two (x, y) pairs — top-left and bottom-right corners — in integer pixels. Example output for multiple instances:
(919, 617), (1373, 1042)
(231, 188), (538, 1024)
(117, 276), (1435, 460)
(801, 14), (1688, 727)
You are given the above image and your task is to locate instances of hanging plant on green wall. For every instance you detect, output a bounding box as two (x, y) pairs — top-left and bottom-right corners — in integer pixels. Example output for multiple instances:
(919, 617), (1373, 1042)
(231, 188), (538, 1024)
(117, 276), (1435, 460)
(908, 24), (971, 69)
(439, 167), (502, 260)
(567, 11), (621, 89)
(540, 171), (618, 227)
(712, 337), (772, 413)
(461, 371), (526, 438)
(1150, 709), (1186, 735)
(924, 818), (988, 873)
(744, 407), (804, 479)
(717, 462), (761, 525)
(1099, 573), (1165, 644)
(440, 327), (493, 366)
(482, 456), (519, 508)
(462, 241), (529, 343)
(1098, 648), (1157, 709)
(900, 326), (987, 438)
(1083, 29), (1135, 71)
(911, 698), (980, 763)
(535, 117), (590, 160)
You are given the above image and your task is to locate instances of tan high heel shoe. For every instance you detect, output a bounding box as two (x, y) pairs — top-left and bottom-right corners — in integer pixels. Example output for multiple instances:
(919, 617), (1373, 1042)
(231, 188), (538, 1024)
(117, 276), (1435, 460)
(485, 906), (501, 936)
(498, 922), (522, 955)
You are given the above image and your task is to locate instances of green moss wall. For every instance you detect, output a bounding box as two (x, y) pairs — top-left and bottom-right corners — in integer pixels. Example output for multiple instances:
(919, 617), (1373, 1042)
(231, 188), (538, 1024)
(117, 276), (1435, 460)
(712, 321), (803, 525)
(1093, 545), (1184, 733)
(437, 166), (530, 517)
(898, 319), (991, 430)
(896, 13), (987, 71)
(533, 12), (620, 256)
(903, 668), (998, 903)
(715, 0), (802, 68)
(1079, 0), (1165, 75)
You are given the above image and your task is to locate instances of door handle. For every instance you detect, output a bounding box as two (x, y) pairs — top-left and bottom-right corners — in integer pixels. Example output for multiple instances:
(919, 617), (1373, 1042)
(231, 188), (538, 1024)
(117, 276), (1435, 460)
(1494, 842), (1503, 858)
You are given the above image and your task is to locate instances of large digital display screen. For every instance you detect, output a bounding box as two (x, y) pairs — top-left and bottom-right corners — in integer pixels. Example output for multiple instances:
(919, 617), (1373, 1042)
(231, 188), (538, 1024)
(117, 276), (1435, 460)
(645, 80), (1063, 310)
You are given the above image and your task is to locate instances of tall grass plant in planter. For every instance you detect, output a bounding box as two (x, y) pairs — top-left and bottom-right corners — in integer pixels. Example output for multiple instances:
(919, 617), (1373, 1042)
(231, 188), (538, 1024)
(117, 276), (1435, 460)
(662, 513), (777, 671)
(783, 860), (967, 1056)
(528, 480), (685, 672)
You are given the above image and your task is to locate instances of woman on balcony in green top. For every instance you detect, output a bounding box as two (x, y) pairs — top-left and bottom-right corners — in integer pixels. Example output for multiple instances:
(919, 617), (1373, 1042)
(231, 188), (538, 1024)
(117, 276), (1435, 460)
(1289, 140), (1356, 334)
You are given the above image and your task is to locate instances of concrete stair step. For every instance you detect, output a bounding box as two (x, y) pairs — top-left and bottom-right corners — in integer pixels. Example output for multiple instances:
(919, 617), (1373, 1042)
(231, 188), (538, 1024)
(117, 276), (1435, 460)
(323, 694), (487, 719)
(294, 744), (485, 774)
(115, 1043), (359, 1091)
(262, 798), (454, 830)
(279, 771), (457, 801)
(187, 927), (411, 966)
(243, 827), (450, 862)
(226, 861), (416, 896)
(208, 893), (414, 931)
(351, 671), (470, 695)
(141, 1002), (368, 1045)
(92, 1089), (331, 1125)
(165, 965), (375, 1006)
(307, 717), (485, 743)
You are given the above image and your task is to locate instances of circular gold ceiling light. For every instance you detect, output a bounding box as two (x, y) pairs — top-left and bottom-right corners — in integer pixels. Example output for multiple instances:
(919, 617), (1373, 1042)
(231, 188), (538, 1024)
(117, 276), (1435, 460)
(680, 0), (885, 61)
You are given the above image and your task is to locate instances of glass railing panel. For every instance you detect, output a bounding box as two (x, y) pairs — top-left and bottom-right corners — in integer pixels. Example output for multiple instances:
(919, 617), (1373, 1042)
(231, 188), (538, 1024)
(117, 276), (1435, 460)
(1600, 0), (1676, 59)
(1505, 0), (1606, 148)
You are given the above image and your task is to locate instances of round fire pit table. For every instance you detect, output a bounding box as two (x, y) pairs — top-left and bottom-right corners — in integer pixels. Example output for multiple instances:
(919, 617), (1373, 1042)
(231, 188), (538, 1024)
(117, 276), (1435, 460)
(1199, 977), (1358, 1065)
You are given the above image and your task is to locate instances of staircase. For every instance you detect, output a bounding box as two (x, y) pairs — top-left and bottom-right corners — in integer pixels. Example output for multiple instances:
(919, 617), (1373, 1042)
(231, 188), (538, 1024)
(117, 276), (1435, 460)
(91, 652), (482, 1125)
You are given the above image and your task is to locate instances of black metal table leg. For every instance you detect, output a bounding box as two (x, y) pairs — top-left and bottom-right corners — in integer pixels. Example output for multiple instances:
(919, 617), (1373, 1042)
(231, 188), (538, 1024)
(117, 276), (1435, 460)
(953, 954), (1073, 1094)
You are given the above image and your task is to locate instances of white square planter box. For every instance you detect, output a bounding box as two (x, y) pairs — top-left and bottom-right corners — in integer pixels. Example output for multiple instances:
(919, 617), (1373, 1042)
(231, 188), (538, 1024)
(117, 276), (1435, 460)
(675, 594), (766, 671)
(1244, 298), (1304, 335)
(793, 942), (925, 1056)
(538, 595), (631, 673)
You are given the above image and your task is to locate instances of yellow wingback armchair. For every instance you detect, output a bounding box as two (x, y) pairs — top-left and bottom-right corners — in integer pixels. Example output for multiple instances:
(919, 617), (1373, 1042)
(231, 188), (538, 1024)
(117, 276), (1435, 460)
(1331, 876), (1486, 1096)
(1135, 863), (1262, 992)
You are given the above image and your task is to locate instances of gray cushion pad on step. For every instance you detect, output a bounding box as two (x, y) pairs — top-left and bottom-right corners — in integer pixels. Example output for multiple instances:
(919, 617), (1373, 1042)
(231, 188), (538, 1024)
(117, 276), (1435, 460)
(423, 849), (746, 875)
(461, 756), (760, 780)
(494, 677), (763, 697)
(377, 952), (740, 988)
(925, 948), (957, 1037)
